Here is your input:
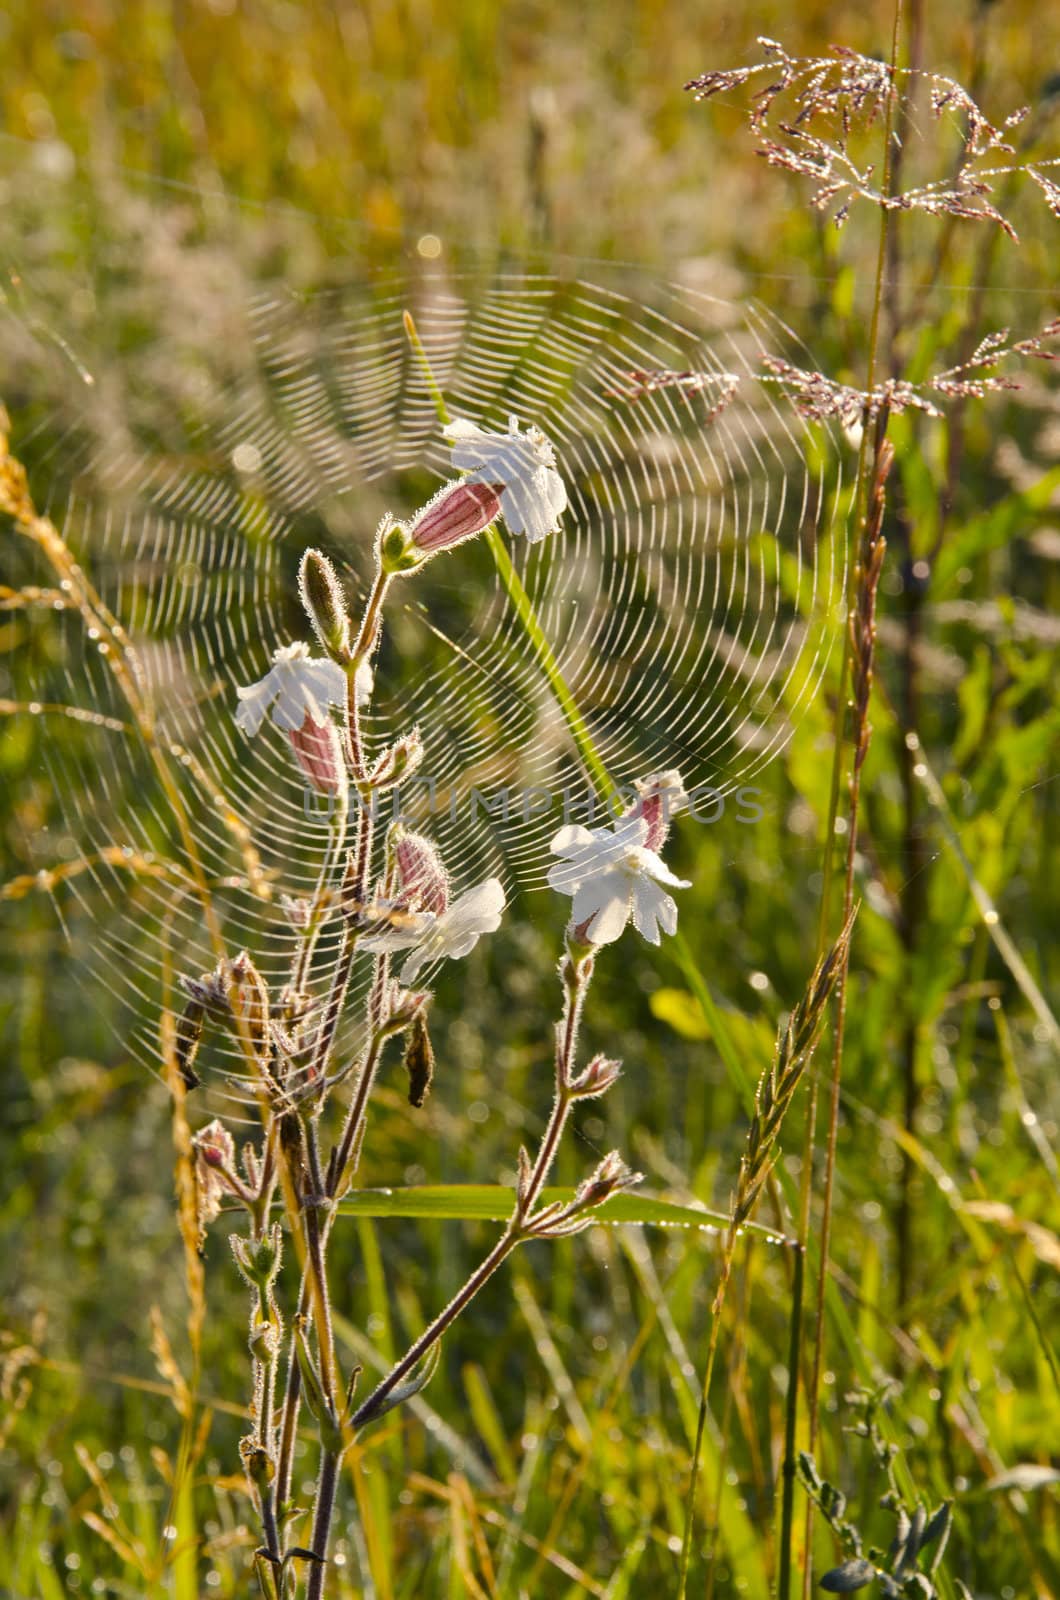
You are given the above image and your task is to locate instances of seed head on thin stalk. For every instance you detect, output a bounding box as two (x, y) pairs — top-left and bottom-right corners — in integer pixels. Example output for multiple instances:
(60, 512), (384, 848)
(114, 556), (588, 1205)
(685, 39), (1057, 239)
(727, 917), (855, 1243)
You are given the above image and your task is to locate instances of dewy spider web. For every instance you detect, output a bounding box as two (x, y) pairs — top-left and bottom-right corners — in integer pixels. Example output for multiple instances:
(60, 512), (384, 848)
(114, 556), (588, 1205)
(4, 269), (847, 1109)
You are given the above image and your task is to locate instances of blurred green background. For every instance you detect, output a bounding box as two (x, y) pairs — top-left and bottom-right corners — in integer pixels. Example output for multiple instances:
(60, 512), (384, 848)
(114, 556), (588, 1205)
(1, 3), (1058, 1597)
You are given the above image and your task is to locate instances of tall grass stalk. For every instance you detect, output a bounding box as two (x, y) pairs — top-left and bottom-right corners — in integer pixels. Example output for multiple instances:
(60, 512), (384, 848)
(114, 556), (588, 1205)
(793, 8), (904, 1593)
(678, 917), (854, 1599)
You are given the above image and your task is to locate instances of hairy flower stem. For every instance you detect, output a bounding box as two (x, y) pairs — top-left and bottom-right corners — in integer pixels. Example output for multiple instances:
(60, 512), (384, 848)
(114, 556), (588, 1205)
(274, 1289), (307, 1515)
(521, 957), (589, 1209)
(352, 1228), (521, 1431)
(329, 1014), (387, 1192)
(305, 1450), (339, 1600)
(346, 570), (389, 782)
(304, 1206), (336, 1404)
(290, 792), (349, 1009)
(259, 1487), (282, 1565)
(302, 959), (593, 1592)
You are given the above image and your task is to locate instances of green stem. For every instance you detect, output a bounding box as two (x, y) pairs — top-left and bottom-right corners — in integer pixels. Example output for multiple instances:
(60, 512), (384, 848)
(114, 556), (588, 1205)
(403, 309), (619, 810)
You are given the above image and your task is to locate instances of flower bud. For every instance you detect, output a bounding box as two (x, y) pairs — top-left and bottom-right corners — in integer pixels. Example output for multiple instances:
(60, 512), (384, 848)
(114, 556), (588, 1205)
(181, 967), (228, 1015)
(248, 1306), (282, 1363)
(515, 1145), (534, 1210)
(197, 1124), (234, 1168)
(231, 1223), (283, 1291)
(279, 894), (312, 930)
(298, 548), (351, 660)
(389, 823), (449, 915)
(288, 712), (345, 796)
(377, 516), (423, 575)
(241, 1142), (261, 1188)
(227, 953), (271, 1059)
(369, 727), (425, 789)
(404, 1013), (435, 1108)
(575, 1151), (642, 1210)
(407, 479), (502, 555)
(570, 1053), (622, 1099)
(385, 987), (431, 1032)
(193, 1118), (239, 1235)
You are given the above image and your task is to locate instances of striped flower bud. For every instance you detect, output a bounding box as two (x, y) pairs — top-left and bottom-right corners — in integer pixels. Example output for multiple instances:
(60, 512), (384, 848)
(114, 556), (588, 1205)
(288, 712), (345, 796)
(389, 824), (450, 915)
(408, 479), (503, 554)
(377, 479), (503, 575)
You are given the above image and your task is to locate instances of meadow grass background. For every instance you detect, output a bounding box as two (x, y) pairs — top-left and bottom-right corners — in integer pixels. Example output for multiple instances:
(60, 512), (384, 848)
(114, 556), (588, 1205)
(1, 2), (1058, 1596)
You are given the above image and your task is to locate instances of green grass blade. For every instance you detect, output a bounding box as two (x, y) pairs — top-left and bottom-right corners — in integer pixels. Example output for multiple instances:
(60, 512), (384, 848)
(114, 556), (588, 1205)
(334, 1184), (785, 1239)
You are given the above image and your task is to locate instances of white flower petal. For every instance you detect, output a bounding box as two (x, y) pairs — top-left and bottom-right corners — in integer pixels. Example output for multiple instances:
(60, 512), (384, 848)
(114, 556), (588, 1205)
(501, 464), (567, 542)
(398, 947), (428, 984)
(441, 886), (505, 955)
(446, 877), (505, 930)
(550, 823), (594, 855)
(234, 679), (274, 736)
(630, 877), (677, 944)
(547, 797), (687, 948)
(611, 815), (650, 850)
(235, 640), (355, 738)
(271, 675), (315, 732)
(358, 912), (434, 955)
(655, 892), (679, 937)
(445, 416), (566, 544)
(584, 889), (634, 946)
(396, 877), (504, 982)
(301, 656), (349, 707)
(571, 870), (628, 929)
(442, 418), (488, 468)
(638, 848), (692, 891)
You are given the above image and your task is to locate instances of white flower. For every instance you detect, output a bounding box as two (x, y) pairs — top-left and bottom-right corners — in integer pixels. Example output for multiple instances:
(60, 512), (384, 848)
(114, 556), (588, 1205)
(443, 415), (567, 543)
(234, 641), (371, 736)
(547, 815), (690, 947)
(360, 878), (506, 983)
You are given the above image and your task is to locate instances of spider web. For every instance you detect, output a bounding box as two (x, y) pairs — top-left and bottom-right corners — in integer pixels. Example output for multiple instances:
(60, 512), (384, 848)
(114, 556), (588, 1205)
(3, 267), (847, 1107)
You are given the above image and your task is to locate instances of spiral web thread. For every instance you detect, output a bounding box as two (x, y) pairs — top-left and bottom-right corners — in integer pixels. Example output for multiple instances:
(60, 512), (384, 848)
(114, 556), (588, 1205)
(5, 270), (847, 1108)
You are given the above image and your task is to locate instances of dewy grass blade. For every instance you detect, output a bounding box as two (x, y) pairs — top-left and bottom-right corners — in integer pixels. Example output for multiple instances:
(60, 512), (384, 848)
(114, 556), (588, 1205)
(333, 1184), (785, 1240)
